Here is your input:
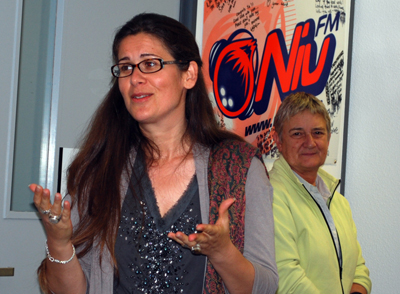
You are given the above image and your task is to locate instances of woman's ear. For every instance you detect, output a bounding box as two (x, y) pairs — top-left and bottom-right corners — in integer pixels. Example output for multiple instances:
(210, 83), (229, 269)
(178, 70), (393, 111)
(272, 127), (282, 151)
(183, 61), (198, 89)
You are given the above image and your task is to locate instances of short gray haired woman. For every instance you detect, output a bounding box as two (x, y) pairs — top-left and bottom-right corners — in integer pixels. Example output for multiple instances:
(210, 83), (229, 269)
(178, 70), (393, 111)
(270, 92), (371, 294)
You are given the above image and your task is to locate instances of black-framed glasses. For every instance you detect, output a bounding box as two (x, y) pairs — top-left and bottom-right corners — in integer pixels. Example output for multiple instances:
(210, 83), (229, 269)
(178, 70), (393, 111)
(111, 58), (187, 78)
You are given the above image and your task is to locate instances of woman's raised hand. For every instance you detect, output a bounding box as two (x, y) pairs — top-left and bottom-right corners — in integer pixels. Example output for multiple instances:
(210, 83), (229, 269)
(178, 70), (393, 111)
(168, 198), (236, 259)
(29, 183), (73, 245)
(169, 198), (255, 293)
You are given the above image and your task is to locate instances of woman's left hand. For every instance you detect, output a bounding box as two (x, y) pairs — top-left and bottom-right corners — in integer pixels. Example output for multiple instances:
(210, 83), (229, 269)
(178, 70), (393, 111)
(168, 198), (235, 258)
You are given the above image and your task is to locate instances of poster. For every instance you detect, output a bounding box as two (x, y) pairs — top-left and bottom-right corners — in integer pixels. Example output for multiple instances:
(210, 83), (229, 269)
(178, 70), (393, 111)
(199, 0), (352, 167)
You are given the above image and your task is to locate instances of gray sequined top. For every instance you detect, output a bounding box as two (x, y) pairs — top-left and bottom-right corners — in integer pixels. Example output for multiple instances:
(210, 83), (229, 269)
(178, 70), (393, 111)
(113, 153), (206, 293)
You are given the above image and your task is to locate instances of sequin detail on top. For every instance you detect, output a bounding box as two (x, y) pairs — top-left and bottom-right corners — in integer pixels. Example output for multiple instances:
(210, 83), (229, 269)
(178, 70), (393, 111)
(114, 172), (205, 294)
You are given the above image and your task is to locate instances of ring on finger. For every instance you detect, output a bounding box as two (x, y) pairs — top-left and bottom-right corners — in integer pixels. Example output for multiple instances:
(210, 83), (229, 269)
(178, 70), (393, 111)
(191, 243), (201, 255)
(48, 212), (62, 224)
(38, 208), (51, 215)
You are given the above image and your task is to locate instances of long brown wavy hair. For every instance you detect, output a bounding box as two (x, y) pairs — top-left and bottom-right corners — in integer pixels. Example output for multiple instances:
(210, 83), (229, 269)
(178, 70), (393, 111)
(38, 12), (242, 293)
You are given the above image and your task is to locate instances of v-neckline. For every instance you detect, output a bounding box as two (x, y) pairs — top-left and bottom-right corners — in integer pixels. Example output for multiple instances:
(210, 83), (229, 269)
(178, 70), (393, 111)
(134, 154), (198, 231)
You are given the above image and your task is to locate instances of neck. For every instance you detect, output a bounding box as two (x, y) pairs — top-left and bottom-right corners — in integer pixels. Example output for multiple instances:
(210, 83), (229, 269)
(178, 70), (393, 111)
(300, 175), (317, 186)
(140, 119), (191, 162)
(292, 169), (318, 186)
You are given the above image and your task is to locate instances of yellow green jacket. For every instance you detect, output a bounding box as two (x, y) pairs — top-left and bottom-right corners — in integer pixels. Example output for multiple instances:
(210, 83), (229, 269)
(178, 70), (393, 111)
(270, 156), (371, 294)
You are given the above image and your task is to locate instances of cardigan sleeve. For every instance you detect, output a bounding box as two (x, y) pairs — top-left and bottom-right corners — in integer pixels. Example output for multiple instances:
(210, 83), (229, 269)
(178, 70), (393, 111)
(241, 157), (279, 294)
(65, 194), (91, 293)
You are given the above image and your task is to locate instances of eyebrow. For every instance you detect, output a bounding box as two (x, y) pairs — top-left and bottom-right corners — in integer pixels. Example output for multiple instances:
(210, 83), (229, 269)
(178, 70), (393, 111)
(118, 53), (160, 63)
(288, 127), (303, 132)
(288, 127), (326, 132)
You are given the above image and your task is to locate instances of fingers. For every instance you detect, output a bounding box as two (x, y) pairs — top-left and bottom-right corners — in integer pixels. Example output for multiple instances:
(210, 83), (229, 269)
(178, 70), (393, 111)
(51, 193), (63, 214)
(47, 193), (65, 224)
(62, 200), (71, 217)
(191, 198), (236, 255)
(218, 198), (236, 218)
(168, 232), (201, 255)
(30, 184), (70, 224)
(32, 185), (52, 213)
(28, 183), (37, 192)
(30, 184), (73, 248)
(168, 198), (236, 255)
(195, 198), (235, 235)
(168, 231), (197, 249)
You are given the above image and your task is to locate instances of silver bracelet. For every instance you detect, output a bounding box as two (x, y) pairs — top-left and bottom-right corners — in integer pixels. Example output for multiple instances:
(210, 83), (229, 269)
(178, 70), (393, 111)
(45, 240), (76, 264)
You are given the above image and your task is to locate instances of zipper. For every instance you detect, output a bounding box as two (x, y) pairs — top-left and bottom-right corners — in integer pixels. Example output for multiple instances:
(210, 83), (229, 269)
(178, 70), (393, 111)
(303, 182), (344, 294)
(326, 180), (340, 209)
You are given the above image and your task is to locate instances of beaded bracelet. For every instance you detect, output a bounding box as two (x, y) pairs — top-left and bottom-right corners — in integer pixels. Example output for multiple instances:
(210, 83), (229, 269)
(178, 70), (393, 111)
(45, 240), (76, 264)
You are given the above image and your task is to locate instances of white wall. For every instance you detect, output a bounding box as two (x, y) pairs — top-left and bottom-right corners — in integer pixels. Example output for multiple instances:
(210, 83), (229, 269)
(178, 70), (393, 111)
(345, 1), (400, 293)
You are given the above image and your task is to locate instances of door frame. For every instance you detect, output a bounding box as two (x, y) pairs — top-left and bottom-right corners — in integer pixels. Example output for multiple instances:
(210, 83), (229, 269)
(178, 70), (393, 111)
(3, 0), (65, 220)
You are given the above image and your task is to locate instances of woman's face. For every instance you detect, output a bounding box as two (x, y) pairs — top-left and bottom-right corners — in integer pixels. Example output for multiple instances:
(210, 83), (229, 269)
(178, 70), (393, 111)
(273, 110), (330, 182)
(117, 33), (196, 130)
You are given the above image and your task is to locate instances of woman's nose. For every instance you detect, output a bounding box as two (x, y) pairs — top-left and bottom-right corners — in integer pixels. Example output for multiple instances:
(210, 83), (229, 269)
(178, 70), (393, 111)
(129, 67), (145, 85)
(304, 133), (316, 148)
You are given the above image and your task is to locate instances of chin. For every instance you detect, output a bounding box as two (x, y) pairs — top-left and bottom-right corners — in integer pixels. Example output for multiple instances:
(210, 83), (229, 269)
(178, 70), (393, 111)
(301, 161), (323, 170)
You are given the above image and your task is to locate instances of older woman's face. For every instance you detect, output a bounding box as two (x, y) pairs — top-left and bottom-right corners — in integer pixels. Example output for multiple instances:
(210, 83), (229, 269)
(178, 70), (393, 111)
(274, 110), (330, 181)
(117, 33), (196, 130)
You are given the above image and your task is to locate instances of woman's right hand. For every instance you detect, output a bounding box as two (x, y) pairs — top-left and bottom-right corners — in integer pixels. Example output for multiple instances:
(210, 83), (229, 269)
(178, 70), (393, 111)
(30, 183), (73, 246)
(30, 184), (86, 294)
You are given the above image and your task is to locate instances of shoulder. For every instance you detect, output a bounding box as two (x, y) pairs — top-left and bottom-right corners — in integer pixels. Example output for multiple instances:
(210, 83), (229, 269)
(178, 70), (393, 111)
(207, 139), (267, 184)
(269, 158), (302, 203)
(211, 139), (261, 162)
(269, 157), (293, 185)
(215, 139), (256, 151)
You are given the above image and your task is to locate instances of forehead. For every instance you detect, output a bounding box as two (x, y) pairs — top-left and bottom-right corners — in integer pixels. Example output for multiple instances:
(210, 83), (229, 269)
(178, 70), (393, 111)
(284, 110), (327, 130)
(118, 33), (171, 58)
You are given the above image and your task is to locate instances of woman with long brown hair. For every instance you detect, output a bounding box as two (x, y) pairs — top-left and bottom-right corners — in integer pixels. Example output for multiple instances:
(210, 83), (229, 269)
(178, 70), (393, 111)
(30, 13), (278, 294)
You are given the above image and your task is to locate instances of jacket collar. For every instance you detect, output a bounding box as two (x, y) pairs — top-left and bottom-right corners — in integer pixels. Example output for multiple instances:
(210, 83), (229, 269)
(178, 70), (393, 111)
(273, 155), (340, 194)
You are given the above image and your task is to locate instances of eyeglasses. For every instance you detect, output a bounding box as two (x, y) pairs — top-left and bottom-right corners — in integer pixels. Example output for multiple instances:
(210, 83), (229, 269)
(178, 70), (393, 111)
(111, 58), (187, 78)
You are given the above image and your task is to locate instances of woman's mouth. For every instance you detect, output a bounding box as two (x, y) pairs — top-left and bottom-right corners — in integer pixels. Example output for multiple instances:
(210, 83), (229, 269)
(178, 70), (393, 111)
(133, 94), (150, 99)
